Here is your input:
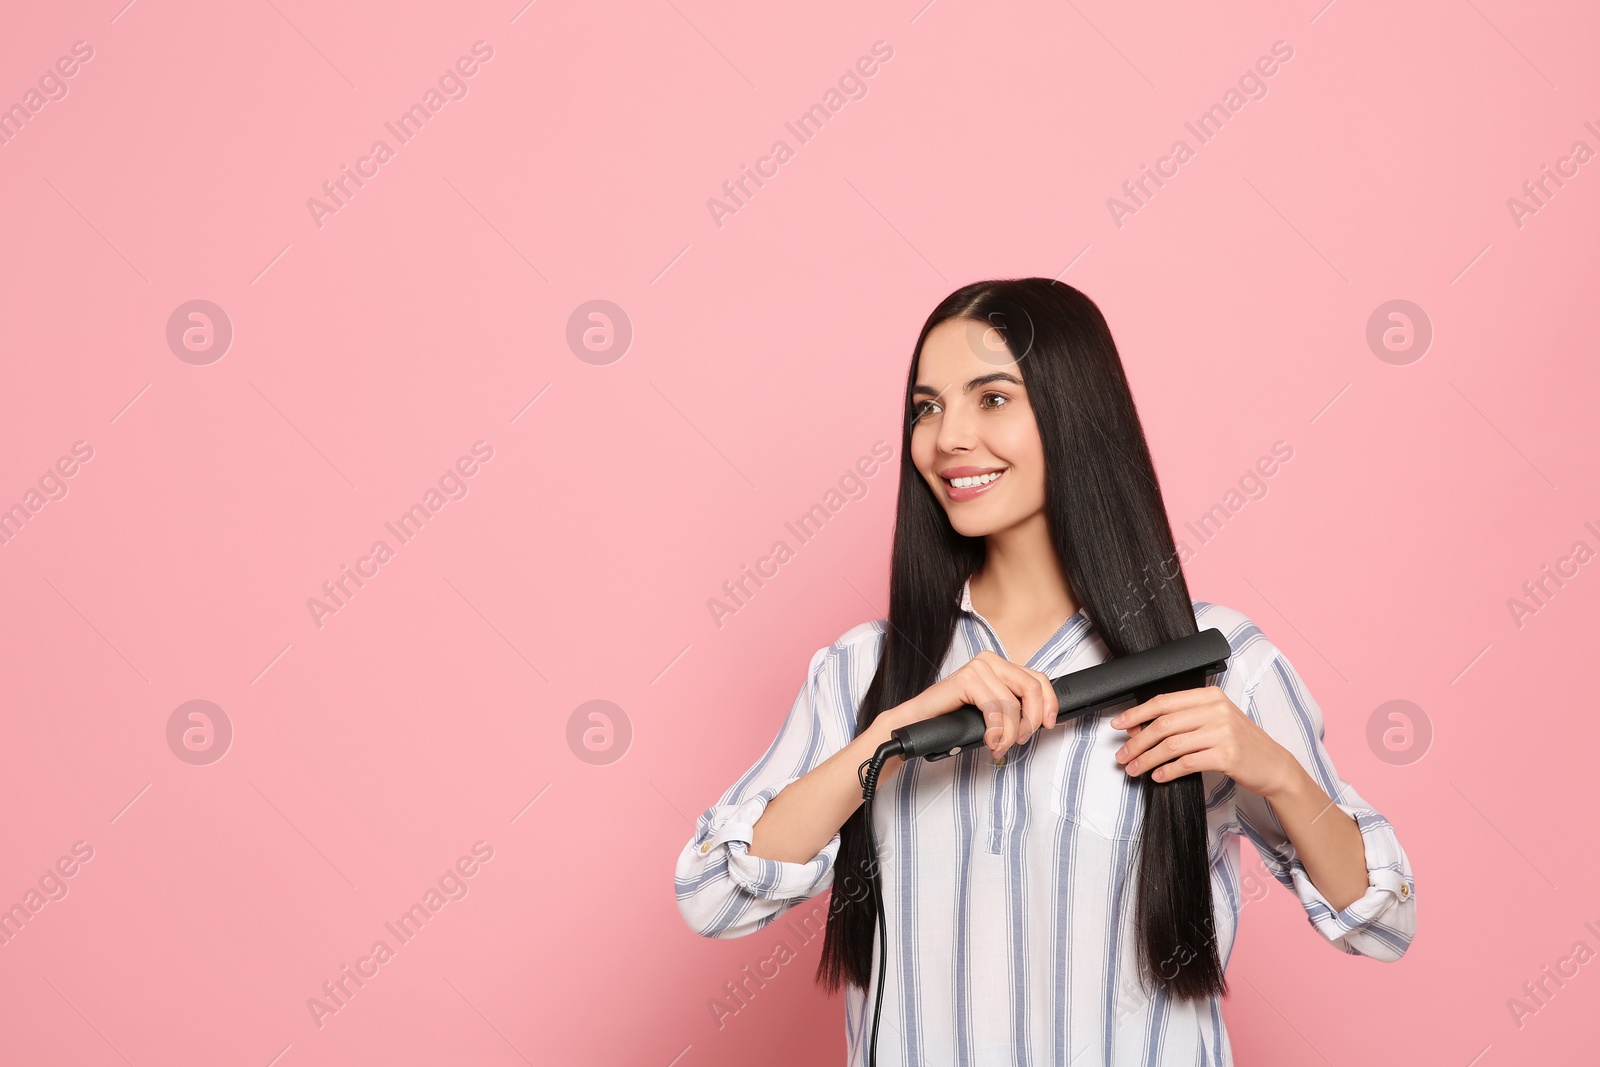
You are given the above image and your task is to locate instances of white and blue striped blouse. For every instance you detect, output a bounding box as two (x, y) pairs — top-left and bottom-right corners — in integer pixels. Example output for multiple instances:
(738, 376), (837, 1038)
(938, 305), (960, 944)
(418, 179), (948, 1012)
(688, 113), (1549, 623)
(675, 577), (1417, 1065)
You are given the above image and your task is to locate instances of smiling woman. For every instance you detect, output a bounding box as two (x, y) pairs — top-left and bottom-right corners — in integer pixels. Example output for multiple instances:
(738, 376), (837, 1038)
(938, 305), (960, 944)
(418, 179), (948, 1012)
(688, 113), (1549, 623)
(675, 278), (1416, 1066)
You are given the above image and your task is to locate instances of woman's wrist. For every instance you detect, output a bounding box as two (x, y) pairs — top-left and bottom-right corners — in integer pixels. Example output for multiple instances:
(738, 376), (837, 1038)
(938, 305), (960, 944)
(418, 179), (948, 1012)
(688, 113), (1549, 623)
(854, 705), (912, 782)
(1257, 748), (1313, 802)
(868, 702), (916, 743)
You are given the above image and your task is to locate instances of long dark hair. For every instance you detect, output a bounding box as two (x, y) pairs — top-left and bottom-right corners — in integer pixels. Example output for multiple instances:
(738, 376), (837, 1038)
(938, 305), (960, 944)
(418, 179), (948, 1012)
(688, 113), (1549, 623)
(816, 277), (1227, 1003)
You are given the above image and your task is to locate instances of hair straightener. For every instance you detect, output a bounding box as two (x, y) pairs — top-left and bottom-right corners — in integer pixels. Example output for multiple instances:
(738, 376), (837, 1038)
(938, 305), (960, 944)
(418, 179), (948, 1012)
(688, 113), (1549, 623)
(853, 627), (1233, 1067)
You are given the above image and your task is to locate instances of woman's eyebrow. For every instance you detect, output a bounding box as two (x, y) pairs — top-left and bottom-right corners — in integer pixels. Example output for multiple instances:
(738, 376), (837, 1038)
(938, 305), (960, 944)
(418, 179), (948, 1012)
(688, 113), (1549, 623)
(911, 371), (1024, 398)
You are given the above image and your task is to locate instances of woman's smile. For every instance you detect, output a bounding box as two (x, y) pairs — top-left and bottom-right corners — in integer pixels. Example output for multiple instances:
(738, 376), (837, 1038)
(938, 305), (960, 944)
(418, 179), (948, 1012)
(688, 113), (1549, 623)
(939, 464), (1009, 502)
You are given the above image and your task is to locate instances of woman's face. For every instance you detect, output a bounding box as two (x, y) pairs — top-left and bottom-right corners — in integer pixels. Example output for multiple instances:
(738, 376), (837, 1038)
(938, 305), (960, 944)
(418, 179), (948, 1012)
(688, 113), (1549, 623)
(909, 317), (1048, 539)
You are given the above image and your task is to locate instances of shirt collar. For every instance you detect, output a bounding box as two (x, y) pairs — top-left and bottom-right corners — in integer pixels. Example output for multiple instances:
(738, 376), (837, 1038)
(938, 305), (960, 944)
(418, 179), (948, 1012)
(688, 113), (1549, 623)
(959, 574), (1097, 666)
(961, 575), (1085, 622)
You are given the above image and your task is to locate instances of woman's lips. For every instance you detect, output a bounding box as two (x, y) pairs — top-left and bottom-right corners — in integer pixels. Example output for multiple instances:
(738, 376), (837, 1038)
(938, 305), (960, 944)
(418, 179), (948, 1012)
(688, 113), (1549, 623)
(943, 468), (1006, 502)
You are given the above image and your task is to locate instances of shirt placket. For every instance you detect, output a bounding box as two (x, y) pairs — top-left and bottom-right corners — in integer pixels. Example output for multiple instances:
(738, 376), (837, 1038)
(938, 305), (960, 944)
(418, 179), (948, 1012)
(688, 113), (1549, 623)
(962, 601), (1084, 855)
(962, 609), (1026, 855)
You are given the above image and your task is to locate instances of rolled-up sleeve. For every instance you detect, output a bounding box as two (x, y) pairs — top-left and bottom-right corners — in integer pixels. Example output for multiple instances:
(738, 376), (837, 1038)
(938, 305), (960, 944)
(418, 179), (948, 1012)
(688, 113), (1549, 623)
(1233, 645), (1417, 962)
(674, 637), (860, 940)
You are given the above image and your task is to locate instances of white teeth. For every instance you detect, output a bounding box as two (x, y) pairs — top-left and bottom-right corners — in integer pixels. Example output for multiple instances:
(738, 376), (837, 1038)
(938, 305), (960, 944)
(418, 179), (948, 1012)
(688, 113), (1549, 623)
(949, 471), (1003, 488)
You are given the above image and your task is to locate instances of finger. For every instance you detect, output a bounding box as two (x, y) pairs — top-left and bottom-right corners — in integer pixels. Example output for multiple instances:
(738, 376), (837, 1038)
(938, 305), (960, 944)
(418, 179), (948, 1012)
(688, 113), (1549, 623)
(1123, 724), (1218, 778)
(1031, 667), (1061, 730)
(1002, 663), (1048, 744)
(1145, 745), (1222, 782)
(1110, 687), (1213, 730)
(968, 661), (1020, 757)
(1115, 709), (1207, 766)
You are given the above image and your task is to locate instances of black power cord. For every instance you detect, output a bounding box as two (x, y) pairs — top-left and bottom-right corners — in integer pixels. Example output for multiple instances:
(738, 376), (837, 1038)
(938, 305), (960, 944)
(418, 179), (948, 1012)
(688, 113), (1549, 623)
(855, 738), (903, 1067)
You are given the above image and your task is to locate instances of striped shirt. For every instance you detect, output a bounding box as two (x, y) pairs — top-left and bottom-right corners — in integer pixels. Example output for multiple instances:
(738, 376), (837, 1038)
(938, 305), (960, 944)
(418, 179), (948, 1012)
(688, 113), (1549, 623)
(675, 577), (1417, 1065)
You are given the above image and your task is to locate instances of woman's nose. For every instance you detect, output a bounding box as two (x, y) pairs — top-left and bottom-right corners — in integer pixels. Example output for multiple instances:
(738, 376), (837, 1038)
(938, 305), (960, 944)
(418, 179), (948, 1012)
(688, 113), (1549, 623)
(935, 399), (977, 452)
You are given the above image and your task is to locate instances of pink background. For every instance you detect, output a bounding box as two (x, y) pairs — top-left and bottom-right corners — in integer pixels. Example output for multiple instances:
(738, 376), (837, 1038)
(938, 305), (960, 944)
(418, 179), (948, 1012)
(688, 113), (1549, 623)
(1, 0), (1596, 1063)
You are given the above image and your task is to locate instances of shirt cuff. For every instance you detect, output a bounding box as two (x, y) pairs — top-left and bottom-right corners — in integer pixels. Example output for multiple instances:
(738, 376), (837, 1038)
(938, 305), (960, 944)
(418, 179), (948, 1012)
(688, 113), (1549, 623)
(1283, 805), (1414, 948)
(691, 777), (841, 900)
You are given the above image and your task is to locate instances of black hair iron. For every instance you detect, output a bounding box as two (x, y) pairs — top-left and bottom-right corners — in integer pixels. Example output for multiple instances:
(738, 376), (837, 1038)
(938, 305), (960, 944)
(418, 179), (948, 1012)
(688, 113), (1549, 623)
(853, 627), (1233, 1067)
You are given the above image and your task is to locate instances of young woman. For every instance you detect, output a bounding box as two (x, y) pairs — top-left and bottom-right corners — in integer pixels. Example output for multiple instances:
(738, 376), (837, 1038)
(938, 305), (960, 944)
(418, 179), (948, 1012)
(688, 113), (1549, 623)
(675, 278), (1417, 1065)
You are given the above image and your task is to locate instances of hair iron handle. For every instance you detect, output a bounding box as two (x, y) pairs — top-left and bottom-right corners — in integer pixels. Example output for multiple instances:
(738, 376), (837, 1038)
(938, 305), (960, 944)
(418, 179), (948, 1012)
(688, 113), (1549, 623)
(890, 627), (1233, 762)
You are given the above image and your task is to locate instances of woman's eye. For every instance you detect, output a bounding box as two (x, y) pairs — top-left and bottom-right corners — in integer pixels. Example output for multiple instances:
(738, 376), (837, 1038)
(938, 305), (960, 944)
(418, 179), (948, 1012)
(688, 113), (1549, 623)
(913, 394), (1009, 421)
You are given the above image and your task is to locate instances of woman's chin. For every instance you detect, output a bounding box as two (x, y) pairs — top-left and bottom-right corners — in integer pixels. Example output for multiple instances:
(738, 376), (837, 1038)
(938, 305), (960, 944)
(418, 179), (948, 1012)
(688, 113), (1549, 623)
(945, 503), (1040, 540)
(946, 512), (1003, 538)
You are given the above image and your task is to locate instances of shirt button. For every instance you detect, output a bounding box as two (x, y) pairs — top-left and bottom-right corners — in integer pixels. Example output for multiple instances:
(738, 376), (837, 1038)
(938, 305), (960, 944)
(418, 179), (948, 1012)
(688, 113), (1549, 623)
(1400, 882), (1411, 898)
(699, 841), (713, 854)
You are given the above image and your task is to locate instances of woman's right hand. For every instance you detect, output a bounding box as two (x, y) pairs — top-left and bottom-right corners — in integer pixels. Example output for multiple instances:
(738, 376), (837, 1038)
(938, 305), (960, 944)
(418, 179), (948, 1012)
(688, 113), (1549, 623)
(885, 650), (1062, 762)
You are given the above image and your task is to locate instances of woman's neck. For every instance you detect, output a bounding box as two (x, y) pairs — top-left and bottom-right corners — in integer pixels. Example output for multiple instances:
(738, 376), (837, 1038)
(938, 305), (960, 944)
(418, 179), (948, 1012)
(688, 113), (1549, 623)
(968, 512), (1079, 626)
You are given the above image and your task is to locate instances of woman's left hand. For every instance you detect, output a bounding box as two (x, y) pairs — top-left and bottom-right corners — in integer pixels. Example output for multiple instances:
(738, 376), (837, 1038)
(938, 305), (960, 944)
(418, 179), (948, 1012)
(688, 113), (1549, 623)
(1110, 686), (1299, 798)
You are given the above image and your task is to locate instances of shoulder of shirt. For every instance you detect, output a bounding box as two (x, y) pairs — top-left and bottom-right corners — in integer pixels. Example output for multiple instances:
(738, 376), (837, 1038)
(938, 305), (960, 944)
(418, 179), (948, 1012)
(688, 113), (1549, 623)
(806, 619), (888, 674)
(1188, 598), (1283, 692)
(835, 618), (888, 649)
